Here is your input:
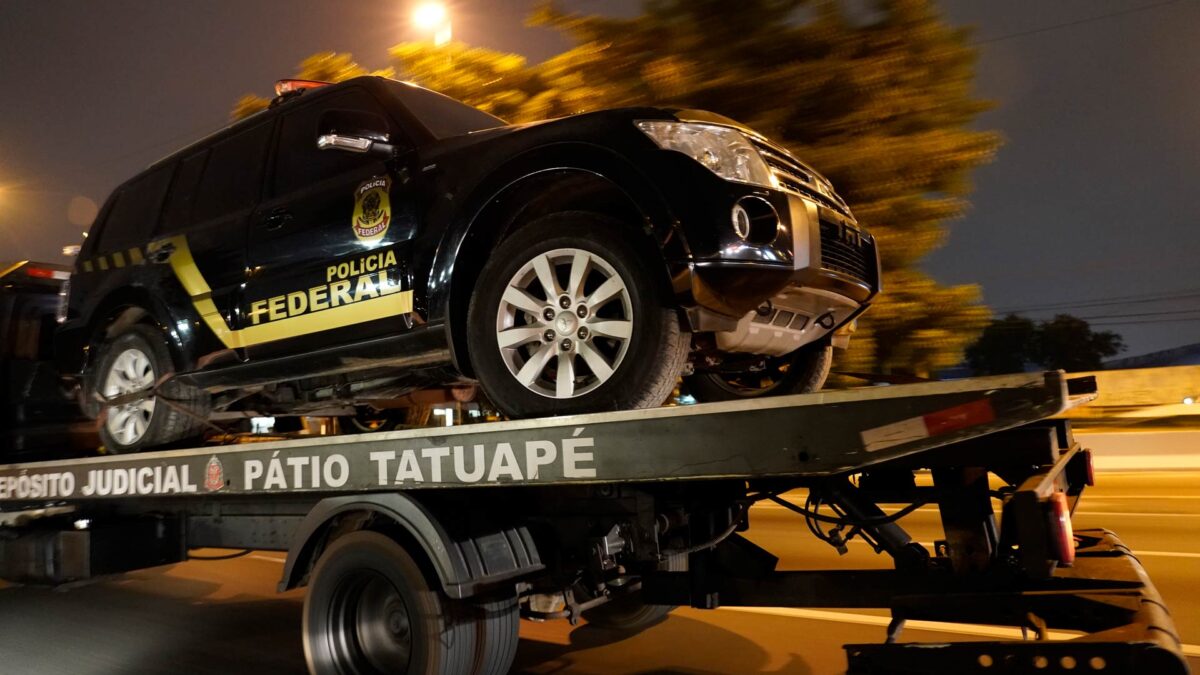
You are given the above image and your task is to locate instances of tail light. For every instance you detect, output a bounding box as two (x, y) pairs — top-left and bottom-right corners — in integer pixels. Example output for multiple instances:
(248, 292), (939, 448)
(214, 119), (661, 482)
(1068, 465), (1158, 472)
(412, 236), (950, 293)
(24, 266), (69, 280)
(1048, 491), (1076, 566)
(1082, 449), (1095, 487)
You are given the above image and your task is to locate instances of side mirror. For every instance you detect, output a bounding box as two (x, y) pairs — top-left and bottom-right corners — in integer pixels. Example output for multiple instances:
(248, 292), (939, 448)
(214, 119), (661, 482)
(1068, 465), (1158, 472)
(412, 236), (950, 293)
(316, 109), (395, 157)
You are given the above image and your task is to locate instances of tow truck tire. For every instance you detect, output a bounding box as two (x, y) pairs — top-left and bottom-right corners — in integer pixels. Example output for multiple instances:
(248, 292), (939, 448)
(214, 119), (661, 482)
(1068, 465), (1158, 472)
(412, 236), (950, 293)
(303, 531), (483, 675)
(685, 341), (832, 402)
(471, 593), (520, 675)
(582, 597), (675, 632)
(468, 211), (687, 418)
(581, 553), (684, 631)
(90, 324), (210, 453)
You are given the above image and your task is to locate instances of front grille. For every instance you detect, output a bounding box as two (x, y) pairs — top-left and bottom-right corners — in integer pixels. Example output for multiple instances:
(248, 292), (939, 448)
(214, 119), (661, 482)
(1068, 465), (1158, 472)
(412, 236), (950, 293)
(751, 139), (850, 213)
(819, 219), (873, 285)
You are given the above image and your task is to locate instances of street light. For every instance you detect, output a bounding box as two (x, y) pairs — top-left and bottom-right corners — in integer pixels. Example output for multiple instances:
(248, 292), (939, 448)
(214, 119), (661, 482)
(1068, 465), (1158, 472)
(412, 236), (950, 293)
(412, 2), (451, 46)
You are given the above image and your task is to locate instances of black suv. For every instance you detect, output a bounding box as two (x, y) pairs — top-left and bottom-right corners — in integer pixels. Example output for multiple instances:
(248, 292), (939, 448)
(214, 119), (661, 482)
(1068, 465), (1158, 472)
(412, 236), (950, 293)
(1, 261), (94, 456)
(56, 76), (879, 452)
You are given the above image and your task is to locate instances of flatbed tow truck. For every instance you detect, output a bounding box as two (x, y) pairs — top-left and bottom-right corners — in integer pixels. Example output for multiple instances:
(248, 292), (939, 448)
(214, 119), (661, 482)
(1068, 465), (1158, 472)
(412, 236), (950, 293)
(0, 371), (1189, 674)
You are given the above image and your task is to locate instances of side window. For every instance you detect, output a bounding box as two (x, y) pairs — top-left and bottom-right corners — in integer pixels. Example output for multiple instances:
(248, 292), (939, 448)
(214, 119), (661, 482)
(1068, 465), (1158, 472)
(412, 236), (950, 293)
(80, 198), (115, 259)
(98, 165), (173, 251)
(159, 150), (209, 234)
(272, 89), (397, 196)
(193, 121), (272, 224)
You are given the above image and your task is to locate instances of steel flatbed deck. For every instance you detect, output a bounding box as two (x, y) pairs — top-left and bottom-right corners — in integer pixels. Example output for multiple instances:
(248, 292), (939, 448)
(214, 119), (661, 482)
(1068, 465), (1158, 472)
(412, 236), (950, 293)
(0, 371), (1079, 500)
(0, 371), (1189, 675)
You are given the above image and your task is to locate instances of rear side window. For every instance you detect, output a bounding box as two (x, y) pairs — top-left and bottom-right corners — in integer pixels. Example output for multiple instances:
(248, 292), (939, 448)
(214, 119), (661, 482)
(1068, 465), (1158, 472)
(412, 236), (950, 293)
(272, 88), (396, 196)
(193, 121), (272, 223)
(159, 150), (209, 234)
(99, 165), (173, 250)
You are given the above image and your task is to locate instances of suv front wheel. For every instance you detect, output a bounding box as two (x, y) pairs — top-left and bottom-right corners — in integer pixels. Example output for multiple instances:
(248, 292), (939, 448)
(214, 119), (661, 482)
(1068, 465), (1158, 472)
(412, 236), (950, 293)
(467, 212), (687, 418)
(89, 324), (210, 453)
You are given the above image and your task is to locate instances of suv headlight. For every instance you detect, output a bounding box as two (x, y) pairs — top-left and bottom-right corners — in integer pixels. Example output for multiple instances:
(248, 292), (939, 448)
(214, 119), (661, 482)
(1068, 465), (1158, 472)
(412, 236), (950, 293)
(637, 121), (774, 189)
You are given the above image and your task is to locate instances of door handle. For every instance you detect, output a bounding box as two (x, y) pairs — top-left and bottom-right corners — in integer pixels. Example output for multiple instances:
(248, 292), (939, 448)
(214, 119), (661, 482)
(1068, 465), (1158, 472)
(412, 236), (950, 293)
(147, 242), (175, 264)
(263, 209), (293, 231)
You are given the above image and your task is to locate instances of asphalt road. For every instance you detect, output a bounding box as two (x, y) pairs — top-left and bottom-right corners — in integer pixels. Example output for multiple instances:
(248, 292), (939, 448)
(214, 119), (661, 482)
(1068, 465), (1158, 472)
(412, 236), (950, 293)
(0, 471), (1197, 674)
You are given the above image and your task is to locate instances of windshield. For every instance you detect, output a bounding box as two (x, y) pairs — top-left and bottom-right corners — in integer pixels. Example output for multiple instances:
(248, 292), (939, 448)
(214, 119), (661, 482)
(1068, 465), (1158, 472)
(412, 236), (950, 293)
(383, 81), (507, 139)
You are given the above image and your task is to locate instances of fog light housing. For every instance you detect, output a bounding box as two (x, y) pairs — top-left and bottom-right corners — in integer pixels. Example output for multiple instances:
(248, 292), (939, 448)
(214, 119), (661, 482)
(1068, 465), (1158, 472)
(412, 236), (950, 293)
(730, 196), (779, 245)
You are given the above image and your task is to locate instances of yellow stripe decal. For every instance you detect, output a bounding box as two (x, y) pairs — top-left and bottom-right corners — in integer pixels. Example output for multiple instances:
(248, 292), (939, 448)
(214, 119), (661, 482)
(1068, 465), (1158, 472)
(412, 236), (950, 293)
(128, 247), (144, 265)
(160, 235), (411, 349)
(82, 260), (94, 273)
(96, 257), (109, 271)
(239, 291), (412, 345)
(112, 251), (126, 268)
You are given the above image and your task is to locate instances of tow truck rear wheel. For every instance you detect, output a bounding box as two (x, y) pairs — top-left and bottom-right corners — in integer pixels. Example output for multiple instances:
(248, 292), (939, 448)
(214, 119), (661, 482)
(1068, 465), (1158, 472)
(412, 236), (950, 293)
(467, 211), (687, 418)
(89, 324), (210, 453)
(303, 530), (519, 675)
(685, 341), (832, 402)
(582, 553), (685, 631)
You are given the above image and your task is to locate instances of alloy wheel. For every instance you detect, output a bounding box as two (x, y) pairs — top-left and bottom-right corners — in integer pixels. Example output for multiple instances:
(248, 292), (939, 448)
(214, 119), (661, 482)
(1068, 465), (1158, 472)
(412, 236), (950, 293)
(101, 347), (157, 446)
(495, 247), (634, 399)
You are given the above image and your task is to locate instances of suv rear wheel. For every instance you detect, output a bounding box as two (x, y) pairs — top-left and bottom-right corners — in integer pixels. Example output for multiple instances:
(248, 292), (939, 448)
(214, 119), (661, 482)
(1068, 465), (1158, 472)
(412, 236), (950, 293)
(90, 324), (210, 453)
(467, 212), (687, 418)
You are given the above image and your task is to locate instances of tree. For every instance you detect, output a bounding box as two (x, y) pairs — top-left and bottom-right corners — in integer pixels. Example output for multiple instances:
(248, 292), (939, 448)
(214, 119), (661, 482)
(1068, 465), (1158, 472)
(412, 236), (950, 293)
(531, 0), (1000, 376)
(966, 314), (1037, 375)
(234, 0), (1001, 376)
(1033, 314), (1125, 372)
(966, 314), (1124, 374)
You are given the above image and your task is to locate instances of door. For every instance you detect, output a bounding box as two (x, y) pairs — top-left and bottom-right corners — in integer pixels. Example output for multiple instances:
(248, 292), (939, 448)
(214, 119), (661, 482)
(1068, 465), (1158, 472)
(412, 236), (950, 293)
(153, 120), (273, 361)
(242, 87), (418, 360)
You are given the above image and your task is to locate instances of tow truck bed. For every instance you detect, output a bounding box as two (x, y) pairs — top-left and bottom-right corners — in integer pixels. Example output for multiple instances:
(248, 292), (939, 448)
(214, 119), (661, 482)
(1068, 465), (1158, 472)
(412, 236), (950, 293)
(0, 371), (1189, 674)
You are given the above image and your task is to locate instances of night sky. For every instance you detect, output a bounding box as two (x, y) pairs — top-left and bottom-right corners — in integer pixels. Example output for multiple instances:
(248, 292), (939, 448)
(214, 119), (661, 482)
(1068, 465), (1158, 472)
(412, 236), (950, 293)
(1, 0), (1197, 357)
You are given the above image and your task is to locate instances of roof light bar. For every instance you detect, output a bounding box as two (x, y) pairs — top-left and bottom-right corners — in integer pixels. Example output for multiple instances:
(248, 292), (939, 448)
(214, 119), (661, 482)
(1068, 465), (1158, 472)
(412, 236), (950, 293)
(274, 79), (331, 96)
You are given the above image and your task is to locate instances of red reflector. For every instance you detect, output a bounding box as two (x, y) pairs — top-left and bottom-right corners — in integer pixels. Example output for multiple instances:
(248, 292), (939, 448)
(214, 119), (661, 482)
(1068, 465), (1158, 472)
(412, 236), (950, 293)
(1049, 492), (1075, 566)
(1082, 449), (1095, 487)
(922, 399), (996, 435)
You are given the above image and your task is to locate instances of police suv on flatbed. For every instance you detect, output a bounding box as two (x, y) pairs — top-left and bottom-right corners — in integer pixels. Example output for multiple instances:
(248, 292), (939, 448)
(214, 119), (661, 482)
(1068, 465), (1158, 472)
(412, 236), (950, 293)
(55, 76), (878, 452)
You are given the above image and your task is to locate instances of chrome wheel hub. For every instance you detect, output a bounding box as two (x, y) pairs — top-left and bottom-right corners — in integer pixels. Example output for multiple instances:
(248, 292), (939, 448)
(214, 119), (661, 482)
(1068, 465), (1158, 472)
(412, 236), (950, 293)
(495, 248), (634, 399)
(102, 347), (156, 446)
(554, 311), (578, 336)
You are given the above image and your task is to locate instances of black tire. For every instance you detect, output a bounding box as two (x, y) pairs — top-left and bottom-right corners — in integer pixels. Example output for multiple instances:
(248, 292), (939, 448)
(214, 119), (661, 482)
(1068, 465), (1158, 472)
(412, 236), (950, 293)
(469, 593), (520, 675)
(89, 323), (210, 453)
(467, 211), (687, 418)
(303, 531), (481, 675)
(685, 341), (832, 403)
(582, 553), (685, 631)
